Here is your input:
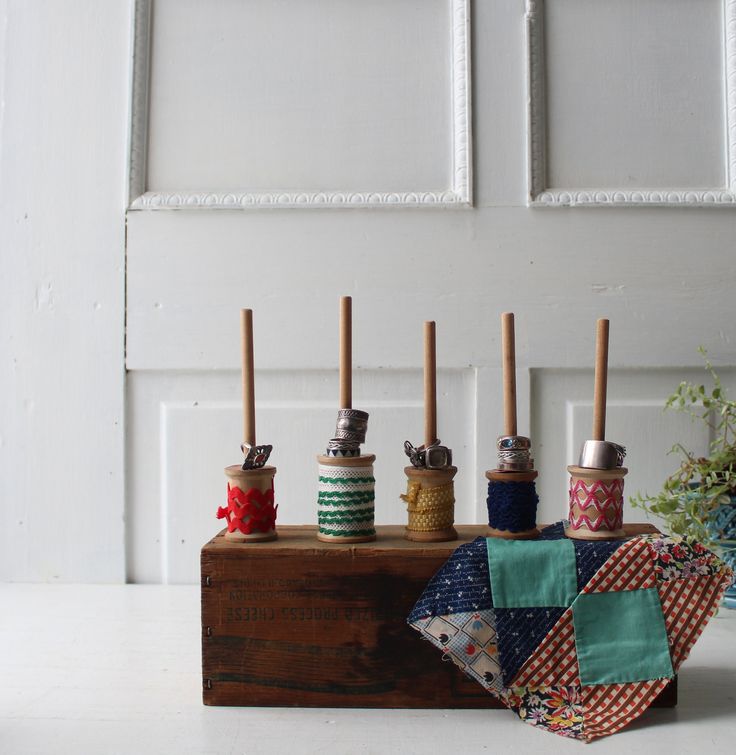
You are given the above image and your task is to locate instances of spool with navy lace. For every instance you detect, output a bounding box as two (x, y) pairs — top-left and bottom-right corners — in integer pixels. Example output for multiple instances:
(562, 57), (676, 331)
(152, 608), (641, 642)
(485, 313), (540, 540)
(486, 467), (540, 539)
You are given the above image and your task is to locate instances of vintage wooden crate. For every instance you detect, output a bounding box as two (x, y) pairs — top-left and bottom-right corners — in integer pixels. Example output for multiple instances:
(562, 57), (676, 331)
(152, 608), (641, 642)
(201, 524), (677, 708)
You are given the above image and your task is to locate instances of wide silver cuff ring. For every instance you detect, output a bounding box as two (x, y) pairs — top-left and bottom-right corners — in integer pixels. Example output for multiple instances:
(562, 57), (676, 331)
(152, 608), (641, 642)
(577, 439), (626, 469)
(334, 409), (369, 445)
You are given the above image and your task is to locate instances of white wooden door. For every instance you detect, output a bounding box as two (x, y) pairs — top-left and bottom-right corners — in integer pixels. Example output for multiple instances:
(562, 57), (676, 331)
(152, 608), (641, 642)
(125, 0), (736, 584)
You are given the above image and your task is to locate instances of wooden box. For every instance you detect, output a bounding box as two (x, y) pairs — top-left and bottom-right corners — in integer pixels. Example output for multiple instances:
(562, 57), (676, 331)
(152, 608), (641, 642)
(201, 524), (677, 708)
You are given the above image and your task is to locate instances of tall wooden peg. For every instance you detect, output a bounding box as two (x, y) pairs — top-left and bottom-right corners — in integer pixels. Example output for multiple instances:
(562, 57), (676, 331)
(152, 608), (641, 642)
(424, 321), (437, 447)
(241, 308), (256, 446)
(592, 318), (609, 441)
(502, 312), (517, 437)
(339, 296), (352, 410)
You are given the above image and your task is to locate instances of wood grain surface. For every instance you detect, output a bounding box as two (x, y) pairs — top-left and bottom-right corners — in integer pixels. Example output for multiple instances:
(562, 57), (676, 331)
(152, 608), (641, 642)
(201, 524), (677, 708)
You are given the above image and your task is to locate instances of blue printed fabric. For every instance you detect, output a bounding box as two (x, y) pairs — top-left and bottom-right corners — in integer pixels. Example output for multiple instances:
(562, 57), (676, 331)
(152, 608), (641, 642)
(572, 538), (624, 592)
(494, 606), (566, 685)
(408, 537), (492, 622)
(408, 521), (733, 742)
(408, 525), (566, 623)
(537, 521), (566, 540)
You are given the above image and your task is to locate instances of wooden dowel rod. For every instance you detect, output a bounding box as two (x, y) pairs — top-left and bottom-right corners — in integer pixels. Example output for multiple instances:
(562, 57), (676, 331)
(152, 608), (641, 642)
(339, 296), (352, 409)
(241, 308), (256, 446)
(592, 318), (609, 441)
(502, 312), (517, 436)
(424, 321), (437, 446)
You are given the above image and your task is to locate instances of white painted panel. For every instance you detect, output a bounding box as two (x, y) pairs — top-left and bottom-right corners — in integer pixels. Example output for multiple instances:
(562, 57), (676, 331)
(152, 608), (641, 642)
(0, 0), (128, 581)
(546, 0), (725, 189)
(126, 208), (736, 372)
(133, 0), (470, 207)
(531, 369), (727, 529)
(527, 0), (736, 205)
(128, 367), (482, 583)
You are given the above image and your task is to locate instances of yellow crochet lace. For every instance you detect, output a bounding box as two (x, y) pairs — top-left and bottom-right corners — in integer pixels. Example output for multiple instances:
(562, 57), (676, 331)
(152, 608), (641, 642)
(401, 480), (455, 532)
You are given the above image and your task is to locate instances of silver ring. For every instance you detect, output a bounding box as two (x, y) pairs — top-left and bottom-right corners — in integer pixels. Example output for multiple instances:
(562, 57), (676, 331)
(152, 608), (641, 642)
(497, 459), (535, 471)
(337, 408), (369, 421)
(324, 447), (361, 458)
(326, 438), (360, 451)
(334, 409), (368, 444)
(241, 442), (272, 470)
(334, 428), (365, 443)
(404, 439), (452, 469)
(336, 412), (368, 435)
(498, 449), (531, 462)
(497, 435), (531, 451)
(578, 440), (627, 470)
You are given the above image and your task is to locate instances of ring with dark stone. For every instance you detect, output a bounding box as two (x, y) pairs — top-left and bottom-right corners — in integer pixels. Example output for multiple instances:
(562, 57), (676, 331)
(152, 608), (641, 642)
(241, 442), (273, 470)
(404, 439), (452, 469)
(497, 435), (532, 451)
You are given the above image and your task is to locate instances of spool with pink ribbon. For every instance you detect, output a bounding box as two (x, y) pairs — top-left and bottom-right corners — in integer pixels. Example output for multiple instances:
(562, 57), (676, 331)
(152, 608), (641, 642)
(565, 319), (627, 541)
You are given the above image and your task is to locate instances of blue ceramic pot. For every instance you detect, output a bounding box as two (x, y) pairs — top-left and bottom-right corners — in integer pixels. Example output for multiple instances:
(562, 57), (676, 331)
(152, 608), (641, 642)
(705, 496), (736, 609)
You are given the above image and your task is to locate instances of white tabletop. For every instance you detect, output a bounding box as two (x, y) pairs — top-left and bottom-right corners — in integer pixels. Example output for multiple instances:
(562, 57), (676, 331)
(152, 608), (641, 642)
(1, 584), (734, 754)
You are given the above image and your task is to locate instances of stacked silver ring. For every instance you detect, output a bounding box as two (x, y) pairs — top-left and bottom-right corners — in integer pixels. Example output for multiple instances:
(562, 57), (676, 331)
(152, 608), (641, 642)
(325, 409), (369, 457)
(404, 440), (453, 470)
(577, 439), (626, 470)
(496, 435), (534, 471)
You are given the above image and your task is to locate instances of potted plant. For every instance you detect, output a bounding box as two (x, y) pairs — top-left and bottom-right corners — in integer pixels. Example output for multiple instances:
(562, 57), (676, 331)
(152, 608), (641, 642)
(631, 348), (736, 608)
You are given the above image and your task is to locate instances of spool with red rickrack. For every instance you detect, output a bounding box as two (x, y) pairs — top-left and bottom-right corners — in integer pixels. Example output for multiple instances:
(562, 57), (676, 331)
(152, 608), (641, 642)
(216, 309), (278, 543)
(565, 318), (627, 541)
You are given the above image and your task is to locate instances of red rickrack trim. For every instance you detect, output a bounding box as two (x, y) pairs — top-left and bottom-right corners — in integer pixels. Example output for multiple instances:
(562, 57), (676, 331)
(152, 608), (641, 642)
(217, 482), (277, 534)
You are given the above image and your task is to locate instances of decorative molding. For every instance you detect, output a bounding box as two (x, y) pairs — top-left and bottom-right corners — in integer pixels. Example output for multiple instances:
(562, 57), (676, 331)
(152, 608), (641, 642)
(727, 0), (736, 190)
(128, 0), (472, 210)
(526, 0), (736, 207)
(127, 0), (152, 207)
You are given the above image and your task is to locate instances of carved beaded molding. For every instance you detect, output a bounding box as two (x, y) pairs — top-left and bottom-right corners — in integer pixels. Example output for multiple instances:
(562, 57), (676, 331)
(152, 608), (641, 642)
(127, 0), (472, 210)
(526, 0), (736, 207)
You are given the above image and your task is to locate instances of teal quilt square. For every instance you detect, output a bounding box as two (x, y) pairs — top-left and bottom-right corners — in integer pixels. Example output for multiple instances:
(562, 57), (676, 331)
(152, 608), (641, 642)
(572, 588), (674, 685)
(486, 538), (578, 608)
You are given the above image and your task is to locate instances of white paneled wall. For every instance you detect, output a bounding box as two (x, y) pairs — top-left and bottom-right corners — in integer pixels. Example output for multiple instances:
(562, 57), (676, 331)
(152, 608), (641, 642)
(0, 0), (128, 582)
(127, 367), (486, 583)
(126, 0), (736, 582)
(531, 369), (736, 529)
(528, 0), (736, 205)
(3, 1), (736, 583)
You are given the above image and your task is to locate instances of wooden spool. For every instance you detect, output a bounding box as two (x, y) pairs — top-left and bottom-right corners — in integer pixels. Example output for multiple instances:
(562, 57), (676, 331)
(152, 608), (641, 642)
(317, 453), (377, 544)
(566, 319), (628, 540)
(223, 465), (278, 542)
(565, 465), (627, 540)
(486, 313), (539, 540)
(485, 469), (540, 539)
(219, 309), (278, 544)
(403, 465), (458, 543)
(401, 321), (457, 542)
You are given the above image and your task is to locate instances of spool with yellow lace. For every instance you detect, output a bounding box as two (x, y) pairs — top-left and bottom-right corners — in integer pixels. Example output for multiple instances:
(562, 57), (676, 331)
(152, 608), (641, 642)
(402, 465), (458, 542)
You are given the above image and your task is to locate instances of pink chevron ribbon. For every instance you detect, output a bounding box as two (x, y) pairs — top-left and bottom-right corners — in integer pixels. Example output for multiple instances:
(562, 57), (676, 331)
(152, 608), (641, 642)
(568, 478), (624, 531)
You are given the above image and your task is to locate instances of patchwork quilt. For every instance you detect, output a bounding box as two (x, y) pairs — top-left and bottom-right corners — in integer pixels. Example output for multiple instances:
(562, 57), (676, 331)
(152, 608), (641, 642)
(408, 522), (732, 741)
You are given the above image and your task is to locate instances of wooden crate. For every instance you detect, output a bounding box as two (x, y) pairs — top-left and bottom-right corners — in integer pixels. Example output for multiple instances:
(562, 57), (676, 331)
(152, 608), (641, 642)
(201, 524), (677, 708)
